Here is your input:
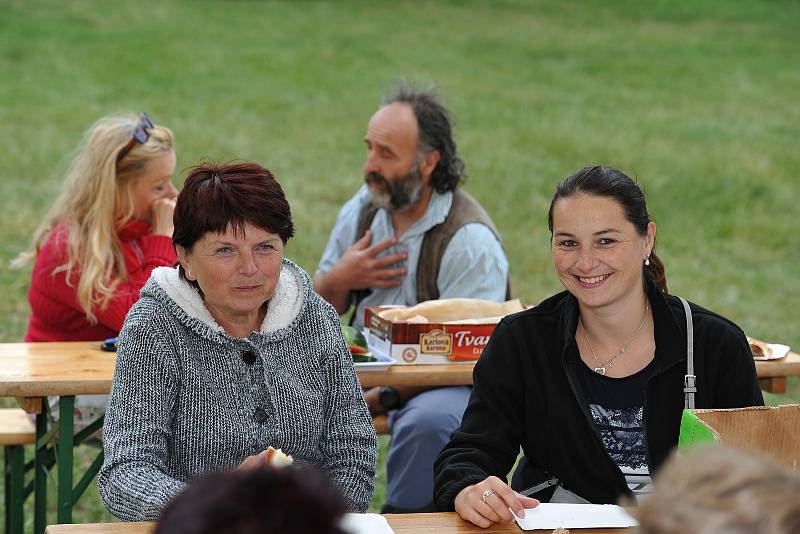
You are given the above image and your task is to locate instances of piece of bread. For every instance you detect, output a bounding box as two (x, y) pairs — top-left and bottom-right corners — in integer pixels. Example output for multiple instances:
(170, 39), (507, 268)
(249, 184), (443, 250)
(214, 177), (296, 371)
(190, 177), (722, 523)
(377, 298), (524, 323)
(747, 338), (772, 359)
(264, 446), (293, 467)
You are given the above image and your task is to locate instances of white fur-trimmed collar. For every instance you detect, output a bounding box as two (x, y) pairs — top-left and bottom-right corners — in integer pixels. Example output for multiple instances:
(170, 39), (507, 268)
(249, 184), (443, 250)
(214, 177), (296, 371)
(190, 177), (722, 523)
(150, 262), (304, 335)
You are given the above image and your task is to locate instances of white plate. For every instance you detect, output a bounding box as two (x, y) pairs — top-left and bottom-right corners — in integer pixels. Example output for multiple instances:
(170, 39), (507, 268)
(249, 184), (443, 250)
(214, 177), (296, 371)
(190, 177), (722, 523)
(754, 343), (790, 361)
(353, 352), (396, 371)
(749, 338), (791, 361)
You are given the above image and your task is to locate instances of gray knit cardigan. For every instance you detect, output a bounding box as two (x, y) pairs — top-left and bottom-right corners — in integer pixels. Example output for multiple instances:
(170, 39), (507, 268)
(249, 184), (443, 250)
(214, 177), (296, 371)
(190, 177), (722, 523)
(98, 260), (376, 520)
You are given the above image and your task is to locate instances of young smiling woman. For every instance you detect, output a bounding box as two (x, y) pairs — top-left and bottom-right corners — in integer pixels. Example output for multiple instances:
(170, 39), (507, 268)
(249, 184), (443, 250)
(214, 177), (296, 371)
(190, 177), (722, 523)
(551, 193), (657, 378)
(433, 165), (763, 529)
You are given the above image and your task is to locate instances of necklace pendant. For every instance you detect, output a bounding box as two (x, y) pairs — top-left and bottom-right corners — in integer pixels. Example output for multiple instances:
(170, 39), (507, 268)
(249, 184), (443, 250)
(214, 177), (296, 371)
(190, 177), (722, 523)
(593, 367), (606, 375)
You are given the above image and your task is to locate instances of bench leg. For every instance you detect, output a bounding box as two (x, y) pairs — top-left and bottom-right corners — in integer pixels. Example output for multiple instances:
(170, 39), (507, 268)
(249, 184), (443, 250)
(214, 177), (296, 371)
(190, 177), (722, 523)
(5, 445), (26, 534)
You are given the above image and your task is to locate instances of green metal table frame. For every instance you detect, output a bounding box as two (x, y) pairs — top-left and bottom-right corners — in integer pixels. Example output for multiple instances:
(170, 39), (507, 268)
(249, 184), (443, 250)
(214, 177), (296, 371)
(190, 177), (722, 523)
(28, 396), (105, 534)
(4, 441), (26, 533)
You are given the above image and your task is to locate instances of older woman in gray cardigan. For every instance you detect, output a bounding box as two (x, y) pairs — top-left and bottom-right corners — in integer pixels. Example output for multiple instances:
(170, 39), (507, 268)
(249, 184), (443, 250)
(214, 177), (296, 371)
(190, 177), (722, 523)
(98, 162), (376, 521)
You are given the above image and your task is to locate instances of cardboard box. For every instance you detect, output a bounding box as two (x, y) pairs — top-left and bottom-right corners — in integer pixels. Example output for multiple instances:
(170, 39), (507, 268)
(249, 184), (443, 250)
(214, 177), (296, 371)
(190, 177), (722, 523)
(364, 305), (497, 364)
(678, 405), (800, 470)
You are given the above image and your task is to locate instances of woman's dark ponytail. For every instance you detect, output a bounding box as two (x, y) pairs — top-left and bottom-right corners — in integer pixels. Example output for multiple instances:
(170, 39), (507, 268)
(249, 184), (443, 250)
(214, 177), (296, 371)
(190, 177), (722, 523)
(645, 251), (668, 293)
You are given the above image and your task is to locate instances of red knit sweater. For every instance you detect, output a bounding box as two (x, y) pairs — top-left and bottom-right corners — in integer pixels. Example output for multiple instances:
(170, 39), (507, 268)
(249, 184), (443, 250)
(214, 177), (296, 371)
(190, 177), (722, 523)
(25, 220), (177, 342)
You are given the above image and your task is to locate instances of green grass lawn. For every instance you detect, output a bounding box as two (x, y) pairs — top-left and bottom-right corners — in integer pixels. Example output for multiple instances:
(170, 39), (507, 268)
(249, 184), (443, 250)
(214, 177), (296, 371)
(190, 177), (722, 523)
(1, 0), (798, 528)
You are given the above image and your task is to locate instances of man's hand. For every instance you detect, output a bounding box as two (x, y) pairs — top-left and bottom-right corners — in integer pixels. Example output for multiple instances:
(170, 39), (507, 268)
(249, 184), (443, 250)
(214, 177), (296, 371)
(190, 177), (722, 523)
(363, 387), (386, 417)
(314, 230), (407, 313)
(335, 230), (407, 290)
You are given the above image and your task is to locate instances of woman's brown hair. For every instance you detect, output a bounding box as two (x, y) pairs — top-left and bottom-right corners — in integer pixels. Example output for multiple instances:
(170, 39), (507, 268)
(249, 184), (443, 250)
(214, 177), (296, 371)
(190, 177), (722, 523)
(173, 161), (294, 288)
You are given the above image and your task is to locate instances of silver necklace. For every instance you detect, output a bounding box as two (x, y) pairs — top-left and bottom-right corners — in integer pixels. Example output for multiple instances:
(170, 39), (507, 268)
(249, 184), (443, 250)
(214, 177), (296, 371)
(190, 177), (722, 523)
(580, 303), (649, 375)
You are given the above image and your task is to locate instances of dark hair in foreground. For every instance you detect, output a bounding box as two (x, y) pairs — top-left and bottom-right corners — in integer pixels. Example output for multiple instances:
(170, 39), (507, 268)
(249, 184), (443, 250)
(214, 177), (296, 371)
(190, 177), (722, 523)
(548, 165), (668, 292)
(155, 467), (348, 534)
(173, 161), (294, 287)
(384, 84), (465, 194)
(630, 446), (800, 534)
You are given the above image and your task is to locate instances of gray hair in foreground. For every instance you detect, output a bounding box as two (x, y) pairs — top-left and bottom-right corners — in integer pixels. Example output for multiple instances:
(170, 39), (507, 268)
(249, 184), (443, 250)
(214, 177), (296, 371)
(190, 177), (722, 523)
(629, 445), (800, 534)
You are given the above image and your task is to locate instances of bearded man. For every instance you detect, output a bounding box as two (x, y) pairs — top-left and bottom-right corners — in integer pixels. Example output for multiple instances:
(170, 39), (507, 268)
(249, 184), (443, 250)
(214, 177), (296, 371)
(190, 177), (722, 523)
(314, 85), (509, 513)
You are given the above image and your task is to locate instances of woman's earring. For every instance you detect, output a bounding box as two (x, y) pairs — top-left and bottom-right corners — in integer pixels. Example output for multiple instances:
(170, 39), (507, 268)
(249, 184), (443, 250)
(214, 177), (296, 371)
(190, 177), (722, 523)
(644, 257), (651, 266)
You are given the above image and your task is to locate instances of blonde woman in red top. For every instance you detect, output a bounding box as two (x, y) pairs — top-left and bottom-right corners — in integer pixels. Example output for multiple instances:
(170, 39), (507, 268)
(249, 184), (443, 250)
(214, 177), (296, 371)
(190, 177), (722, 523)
(19, 113), (177, 342)
(16, 113), (177, 424)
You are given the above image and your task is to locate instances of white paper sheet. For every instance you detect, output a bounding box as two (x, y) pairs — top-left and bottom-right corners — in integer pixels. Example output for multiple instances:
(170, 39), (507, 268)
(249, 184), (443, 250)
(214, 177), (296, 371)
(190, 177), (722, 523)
(340, 512), (395, 534)
(514, 503), (638, 530)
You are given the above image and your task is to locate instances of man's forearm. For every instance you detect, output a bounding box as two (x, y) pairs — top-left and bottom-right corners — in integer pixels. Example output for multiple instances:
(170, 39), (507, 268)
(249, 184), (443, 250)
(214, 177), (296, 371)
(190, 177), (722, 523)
(312, 271), (351, 314)
(395, 386), (431, 404)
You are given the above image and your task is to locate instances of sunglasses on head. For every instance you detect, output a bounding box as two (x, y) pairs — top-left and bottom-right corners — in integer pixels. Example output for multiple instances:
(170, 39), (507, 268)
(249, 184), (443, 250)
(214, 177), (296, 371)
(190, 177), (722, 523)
(116, 112), (154, 163)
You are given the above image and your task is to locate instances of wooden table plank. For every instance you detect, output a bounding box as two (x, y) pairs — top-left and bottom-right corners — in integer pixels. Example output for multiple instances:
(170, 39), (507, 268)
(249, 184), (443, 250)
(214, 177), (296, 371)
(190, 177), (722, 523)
(0, 342), (116, 397)
(43, 513), (634, 533)
(754, 351), (800, 377)
(44, 523), (154, 534)
(357, 363), (474, 388)
(386, 512), (527, 532)
(387, 512), (631, 532)
(1, 341), (797, 397)
(0, 342), (476, 395)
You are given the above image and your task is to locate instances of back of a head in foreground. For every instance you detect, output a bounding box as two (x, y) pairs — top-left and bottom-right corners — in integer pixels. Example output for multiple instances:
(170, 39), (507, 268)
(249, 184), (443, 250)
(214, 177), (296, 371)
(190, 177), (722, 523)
(631, 445), (800, 534)
(155, 466), (348, 534)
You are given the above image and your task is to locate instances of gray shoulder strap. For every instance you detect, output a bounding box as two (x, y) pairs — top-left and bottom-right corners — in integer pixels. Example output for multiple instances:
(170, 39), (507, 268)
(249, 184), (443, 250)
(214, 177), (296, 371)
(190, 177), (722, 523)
(679, 297), (696, 409)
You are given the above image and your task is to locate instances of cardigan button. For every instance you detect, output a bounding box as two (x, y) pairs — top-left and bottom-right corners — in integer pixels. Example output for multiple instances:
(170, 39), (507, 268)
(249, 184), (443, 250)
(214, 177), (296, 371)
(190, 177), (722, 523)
(254, 408), (267, 423)
(242, 350), (257, 365)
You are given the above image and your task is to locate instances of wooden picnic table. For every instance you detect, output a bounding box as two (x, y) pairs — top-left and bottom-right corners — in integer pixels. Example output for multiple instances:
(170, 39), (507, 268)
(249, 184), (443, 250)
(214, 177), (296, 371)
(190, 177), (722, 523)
(1, 341), (795, 396)
(755, 351), (800, 394)
(43, 512), (634, 533)
(1, 340), (796, 533)
(0, 342), (475, 534)
(0, 342), (472, 397)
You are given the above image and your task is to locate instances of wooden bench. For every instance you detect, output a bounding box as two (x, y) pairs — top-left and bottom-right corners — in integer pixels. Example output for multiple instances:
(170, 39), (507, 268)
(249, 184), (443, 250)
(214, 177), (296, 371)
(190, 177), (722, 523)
(2, 408), (36, 534)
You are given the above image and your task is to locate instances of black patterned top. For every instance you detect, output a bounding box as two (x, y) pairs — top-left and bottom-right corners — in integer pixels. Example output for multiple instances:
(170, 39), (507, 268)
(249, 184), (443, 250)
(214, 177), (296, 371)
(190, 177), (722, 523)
(578, 359), (658, 496)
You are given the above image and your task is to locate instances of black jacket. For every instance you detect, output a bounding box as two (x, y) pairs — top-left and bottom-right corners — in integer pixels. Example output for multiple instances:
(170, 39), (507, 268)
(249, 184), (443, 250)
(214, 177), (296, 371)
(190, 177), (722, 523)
(433, 281), (764, 509)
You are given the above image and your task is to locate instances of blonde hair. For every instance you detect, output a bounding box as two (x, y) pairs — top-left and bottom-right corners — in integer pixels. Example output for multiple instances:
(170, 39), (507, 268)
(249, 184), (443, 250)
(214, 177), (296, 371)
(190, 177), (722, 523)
(15, 114), (174, 323)
(630, 446), (800, 533)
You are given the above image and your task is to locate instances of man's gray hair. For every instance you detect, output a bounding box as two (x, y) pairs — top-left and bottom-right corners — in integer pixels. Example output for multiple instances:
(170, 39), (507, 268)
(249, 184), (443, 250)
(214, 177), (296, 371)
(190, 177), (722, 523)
(384, 83), (465, 193)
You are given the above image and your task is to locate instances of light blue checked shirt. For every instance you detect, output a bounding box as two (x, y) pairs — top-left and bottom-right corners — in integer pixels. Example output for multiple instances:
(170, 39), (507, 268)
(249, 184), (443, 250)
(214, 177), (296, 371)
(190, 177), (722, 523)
(316, 185), (509, 329)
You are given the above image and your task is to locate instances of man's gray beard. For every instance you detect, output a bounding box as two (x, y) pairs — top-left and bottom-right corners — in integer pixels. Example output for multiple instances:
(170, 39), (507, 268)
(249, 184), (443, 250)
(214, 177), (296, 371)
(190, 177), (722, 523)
(366, 165), (424, 212)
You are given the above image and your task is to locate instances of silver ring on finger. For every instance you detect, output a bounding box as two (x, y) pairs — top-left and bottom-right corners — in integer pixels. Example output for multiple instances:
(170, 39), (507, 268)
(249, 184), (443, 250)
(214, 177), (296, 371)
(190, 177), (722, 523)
(481, 489), (494, 504)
